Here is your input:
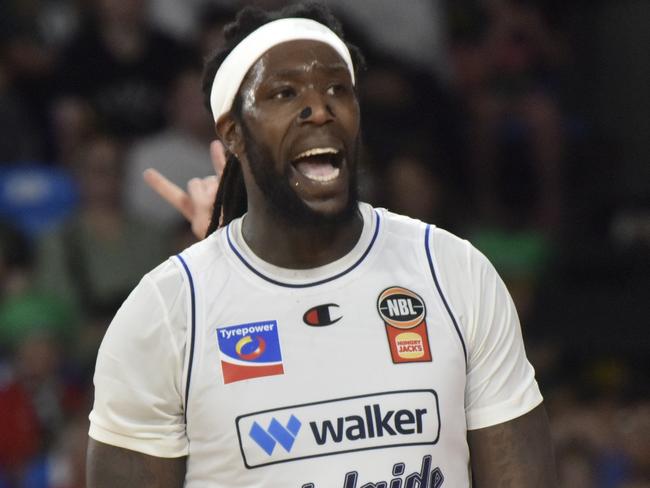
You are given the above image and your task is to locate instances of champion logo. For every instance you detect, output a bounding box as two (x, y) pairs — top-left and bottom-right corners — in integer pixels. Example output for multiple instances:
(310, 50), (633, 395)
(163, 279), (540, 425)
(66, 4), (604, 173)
(249, 415), (302, 455)
(303, 303), (342, 327)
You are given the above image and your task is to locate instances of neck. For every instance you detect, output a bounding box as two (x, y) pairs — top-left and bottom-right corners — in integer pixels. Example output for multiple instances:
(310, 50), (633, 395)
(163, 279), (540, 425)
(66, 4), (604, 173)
(241, 204), (363, 269)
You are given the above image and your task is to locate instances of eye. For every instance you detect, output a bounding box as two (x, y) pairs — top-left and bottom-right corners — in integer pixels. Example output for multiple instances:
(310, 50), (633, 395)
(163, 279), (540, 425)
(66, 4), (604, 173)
(272, 87), (296, 100)
(326, 84), (348, 96)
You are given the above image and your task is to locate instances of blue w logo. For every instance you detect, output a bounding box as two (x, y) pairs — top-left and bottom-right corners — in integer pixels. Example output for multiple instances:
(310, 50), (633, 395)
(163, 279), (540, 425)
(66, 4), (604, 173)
(249, 415), (302, 455)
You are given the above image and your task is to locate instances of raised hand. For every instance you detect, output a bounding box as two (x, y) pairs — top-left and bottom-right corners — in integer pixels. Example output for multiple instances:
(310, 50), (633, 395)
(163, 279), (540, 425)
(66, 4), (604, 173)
(143, 140), (226, 240)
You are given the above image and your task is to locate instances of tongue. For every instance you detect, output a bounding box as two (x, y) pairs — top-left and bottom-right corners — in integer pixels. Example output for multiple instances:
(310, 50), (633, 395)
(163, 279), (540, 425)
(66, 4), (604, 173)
(295, 159), (337, 179)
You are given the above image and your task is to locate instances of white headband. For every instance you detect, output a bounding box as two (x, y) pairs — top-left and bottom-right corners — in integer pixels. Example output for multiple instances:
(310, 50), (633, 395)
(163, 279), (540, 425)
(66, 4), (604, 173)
(209, 17), (355, 122)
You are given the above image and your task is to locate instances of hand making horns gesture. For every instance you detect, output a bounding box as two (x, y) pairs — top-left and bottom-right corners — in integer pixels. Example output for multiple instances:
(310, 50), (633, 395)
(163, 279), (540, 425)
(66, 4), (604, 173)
(143, 140), (226, 240)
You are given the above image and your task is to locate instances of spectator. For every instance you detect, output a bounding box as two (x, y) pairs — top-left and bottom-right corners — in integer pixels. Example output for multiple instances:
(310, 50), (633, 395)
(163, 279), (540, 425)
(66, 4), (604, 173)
(381, 137), (458, 229)
(0, 222), (32, 300)
(124, 65), (214, 229)
(556, 440), (598, 488)
(448, 0), (567, 234)
(56, 0), (193, 138)
(0, 0), (74, 161)
(35, 134), (168, 322)
(0, 57), (45, 163)
(0, 293), (80, 486)
(21, 415), (89, 488)
(197, 4), (238, 57)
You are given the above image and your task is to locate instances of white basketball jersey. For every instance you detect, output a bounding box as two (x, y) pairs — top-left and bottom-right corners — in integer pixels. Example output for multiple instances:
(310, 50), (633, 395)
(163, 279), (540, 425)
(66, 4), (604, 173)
(90, 202), (542, 487)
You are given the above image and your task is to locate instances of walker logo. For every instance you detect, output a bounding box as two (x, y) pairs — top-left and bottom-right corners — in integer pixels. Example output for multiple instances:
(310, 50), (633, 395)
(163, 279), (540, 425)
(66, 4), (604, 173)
(216, 320), (284, 384)
(377, 287), (432, 363)
(236, 390), (440, 468)
(249, 415), (302, 455)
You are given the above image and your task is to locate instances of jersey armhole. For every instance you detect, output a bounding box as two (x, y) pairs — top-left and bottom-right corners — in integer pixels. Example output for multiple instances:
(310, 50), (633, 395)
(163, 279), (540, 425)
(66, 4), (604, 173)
(172, 254), (197, 426)
(423, 225), (468, 367)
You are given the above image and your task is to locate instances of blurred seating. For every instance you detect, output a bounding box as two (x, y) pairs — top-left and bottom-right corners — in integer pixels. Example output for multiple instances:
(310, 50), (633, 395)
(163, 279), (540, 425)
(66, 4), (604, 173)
(35, 135), (169, 322)
(0, 164), (78, 240)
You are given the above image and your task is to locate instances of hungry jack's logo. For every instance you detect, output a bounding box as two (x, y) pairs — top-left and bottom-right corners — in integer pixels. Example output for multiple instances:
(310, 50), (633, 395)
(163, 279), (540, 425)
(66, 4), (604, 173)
(377, 287), (432, 363)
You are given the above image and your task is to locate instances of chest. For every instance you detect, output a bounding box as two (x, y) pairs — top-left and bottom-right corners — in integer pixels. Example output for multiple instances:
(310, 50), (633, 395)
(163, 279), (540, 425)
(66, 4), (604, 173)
(186, 264), (467, 469)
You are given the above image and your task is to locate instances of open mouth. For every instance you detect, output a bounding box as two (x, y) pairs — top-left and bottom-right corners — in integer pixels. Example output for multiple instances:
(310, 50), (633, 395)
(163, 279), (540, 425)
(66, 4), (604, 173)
(291, 147), (343, 183)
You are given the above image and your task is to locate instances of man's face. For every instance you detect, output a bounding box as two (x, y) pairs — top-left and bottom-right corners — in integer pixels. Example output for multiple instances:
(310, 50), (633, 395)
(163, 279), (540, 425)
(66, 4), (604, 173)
(234, 39), (361, 225)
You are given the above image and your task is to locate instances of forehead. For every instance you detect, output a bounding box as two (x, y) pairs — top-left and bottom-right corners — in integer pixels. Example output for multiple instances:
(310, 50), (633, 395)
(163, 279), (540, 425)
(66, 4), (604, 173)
(244, 39), (349, 84)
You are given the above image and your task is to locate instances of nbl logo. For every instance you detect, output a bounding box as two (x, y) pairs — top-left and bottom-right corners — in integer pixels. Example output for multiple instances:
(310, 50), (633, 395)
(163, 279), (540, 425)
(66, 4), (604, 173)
(377, 287), (432, 363)
(378, 288), (426, 328)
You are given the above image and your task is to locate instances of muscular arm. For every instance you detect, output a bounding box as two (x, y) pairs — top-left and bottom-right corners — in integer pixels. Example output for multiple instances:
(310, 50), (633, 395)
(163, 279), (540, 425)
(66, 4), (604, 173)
(468, 404), (557, 487)
(86, 438), (186, 488)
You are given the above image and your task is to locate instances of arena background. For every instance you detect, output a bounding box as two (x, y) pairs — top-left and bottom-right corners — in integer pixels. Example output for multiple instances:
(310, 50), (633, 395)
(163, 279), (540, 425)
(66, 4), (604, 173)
(0, 0), (648, 486)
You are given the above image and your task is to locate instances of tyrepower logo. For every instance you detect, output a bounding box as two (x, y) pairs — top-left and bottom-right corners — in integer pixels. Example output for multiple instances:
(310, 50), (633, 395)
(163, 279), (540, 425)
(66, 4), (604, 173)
(236, 390), (440, 469)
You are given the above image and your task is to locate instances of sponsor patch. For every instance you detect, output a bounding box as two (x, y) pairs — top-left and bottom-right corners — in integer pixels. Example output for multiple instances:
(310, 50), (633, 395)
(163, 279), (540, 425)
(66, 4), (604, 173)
(216, 320), (284, 384)
(236, 389), (440, 468)
(377, 287), (432, 363)
(303, 303), (341, 327)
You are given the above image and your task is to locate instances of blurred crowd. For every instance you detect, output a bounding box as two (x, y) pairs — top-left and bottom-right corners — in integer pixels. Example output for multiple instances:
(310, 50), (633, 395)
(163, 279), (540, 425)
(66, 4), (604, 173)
(0, 0), (648, 487)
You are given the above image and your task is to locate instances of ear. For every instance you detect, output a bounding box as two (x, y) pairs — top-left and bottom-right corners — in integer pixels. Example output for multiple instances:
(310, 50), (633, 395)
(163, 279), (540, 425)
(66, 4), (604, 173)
(216, 114), (243, 158)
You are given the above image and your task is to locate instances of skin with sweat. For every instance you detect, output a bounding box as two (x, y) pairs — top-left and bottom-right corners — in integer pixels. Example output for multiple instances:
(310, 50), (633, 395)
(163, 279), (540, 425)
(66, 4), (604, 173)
(217, 40), (363, 269)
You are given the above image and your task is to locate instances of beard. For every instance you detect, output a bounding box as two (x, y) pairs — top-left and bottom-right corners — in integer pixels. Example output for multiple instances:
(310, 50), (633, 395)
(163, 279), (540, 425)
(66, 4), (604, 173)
(241, 123), (360, 228)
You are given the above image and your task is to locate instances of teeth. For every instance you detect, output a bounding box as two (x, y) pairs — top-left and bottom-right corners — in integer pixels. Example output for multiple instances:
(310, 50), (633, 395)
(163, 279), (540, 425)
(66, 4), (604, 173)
(295, 157), (341, 182)
(293, 147), (339, 160)
(306, 167), (340, 182)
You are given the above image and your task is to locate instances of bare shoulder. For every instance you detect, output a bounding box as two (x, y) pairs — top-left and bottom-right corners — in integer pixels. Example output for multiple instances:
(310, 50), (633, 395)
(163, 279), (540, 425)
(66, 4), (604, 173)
(86, 438), (186, 488)
(467, 404), (558, 487)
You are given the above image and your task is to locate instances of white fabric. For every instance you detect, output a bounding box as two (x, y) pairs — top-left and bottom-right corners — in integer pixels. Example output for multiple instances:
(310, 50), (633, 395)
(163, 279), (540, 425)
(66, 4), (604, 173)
(209, 17), (355, 121)
(427, 228), (544, 430)
(89, 203), (542, 485)
(89, 262), (188, 458)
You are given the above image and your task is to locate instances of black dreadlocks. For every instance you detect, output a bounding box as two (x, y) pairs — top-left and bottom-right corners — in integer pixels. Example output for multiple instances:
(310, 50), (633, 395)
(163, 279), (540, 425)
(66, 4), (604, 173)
(201, 2), (365, 237)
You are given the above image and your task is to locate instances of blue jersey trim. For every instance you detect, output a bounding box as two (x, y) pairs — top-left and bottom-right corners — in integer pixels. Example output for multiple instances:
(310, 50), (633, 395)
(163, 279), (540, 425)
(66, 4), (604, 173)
(176, 254), (197, 424)
(424, 225), (468, 365)
(226, 211), (381, 288)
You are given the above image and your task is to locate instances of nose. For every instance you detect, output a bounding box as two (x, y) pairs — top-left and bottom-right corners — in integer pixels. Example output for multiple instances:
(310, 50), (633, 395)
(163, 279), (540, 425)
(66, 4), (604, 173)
(298, 89), (334, 125)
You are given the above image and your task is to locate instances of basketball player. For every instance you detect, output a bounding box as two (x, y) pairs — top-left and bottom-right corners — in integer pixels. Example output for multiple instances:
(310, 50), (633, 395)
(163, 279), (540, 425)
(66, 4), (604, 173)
(87, 4), (557, 487)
